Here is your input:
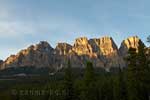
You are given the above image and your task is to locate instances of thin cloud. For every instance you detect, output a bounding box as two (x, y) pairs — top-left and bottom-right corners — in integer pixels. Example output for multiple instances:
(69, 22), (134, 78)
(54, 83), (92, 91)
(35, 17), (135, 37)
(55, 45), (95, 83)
(0, 21), (36, 37)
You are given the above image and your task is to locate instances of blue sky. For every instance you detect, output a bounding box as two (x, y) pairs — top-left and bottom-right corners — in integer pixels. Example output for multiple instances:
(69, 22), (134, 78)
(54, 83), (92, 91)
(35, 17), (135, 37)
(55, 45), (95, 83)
(0, 0), (149, 60)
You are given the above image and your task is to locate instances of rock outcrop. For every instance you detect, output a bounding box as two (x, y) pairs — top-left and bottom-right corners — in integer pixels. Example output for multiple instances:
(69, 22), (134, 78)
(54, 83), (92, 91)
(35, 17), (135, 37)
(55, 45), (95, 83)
(72, 37), (93, 55)
(1, 41), (55, 69)
(0, 36), (145, 70)
(55, 43), (72, 55)
(70, 37), (103, 67)
(89, 36), (123, 67)
(119, 36), (141, 57)
(89, 36), (118, 56)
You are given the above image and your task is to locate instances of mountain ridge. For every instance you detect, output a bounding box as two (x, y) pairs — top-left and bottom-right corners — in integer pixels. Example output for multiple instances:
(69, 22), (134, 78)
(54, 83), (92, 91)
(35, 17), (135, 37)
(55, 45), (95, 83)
(0, 36), (143, 70)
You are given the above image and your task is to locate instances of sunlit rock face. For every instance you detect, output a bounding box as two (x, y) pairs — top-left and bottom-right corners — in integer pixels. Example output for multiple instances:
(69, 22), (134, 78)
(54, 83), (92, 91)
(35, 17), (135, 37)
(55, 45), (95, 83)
(70, 36), (122, 68)
(89, 36), (118, 56)
(55, 43), (72, 55)
(0, 36), (146, 70)
(89, 36), (123, 67)
(119, 36), (141, 57)
(70, 37), (100, 67)
(1, 41), (55, 69)
(72, 37), (94, 56)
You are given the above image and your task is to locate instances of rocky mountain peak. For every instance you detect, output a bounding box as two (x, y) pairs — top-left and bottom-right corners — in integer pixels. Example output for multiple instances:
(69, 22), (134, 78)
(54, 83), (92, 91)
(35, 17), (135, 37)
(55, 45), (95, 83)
(100, 36), (113, 41)
(99, 36), (118, 56)
(89, 36), (123, 68)
(1, 41), (55, 69)
(34, 41), (53, 52)
(119, 36), (141, 56)
(71, 37), (94, 56)
(89, 36), (118, 56)
(55, 43), (72, 55)
(0, 36), (146, 70)
(74, 37), (88, 46)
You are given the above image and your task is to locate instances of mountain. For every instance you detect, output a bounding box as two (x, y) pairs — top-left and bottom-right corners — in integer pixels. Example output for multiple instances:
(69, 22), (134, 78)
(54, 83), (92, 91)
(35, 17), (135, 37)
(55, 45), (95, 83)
(1, 41), (55, 69)
(0, 36), (143, 70)
(119, 36), (141, 57)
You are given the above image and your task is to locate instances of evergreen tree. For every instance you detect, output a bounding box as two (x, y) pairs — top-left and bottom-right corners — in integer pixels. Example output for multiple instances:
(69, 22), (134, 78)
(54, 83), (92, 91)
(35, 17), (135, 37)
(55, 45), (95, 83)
(80, 61), (97, 100)
(84, 61), (95, 85)
(146, 35), (150, 99)
(63, 60), (74, 100)
(126, 47), (139, 100)
(113, 67), (127, 100)
(126, 41), (150, 100)
(136, 40), (150, 100)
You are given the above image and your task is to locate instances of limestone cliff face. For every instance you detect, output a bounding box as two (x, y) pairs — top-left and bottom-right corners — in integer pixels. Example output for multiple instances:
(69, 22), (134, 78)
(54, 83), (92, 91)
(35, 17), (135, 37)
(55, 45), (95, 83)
(70, 37), (99, 67)
(89, 36), (123, 67)
(69, 36), (121, 68)
(55, 43), (72, 55)
(119, 36), (141, 56)
(71, 37), (95, 56)
(89, 37), (118, 56)
(0, 36), (145, 70)
(1, 41), (55, 69)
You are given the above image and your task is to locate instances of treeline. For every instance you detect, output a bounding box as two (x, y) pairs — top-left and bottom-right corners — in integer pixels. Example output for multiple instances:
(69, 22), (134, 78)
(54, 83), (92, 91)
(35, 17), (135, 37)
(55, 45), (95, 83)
(47, 39), (150, 100)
